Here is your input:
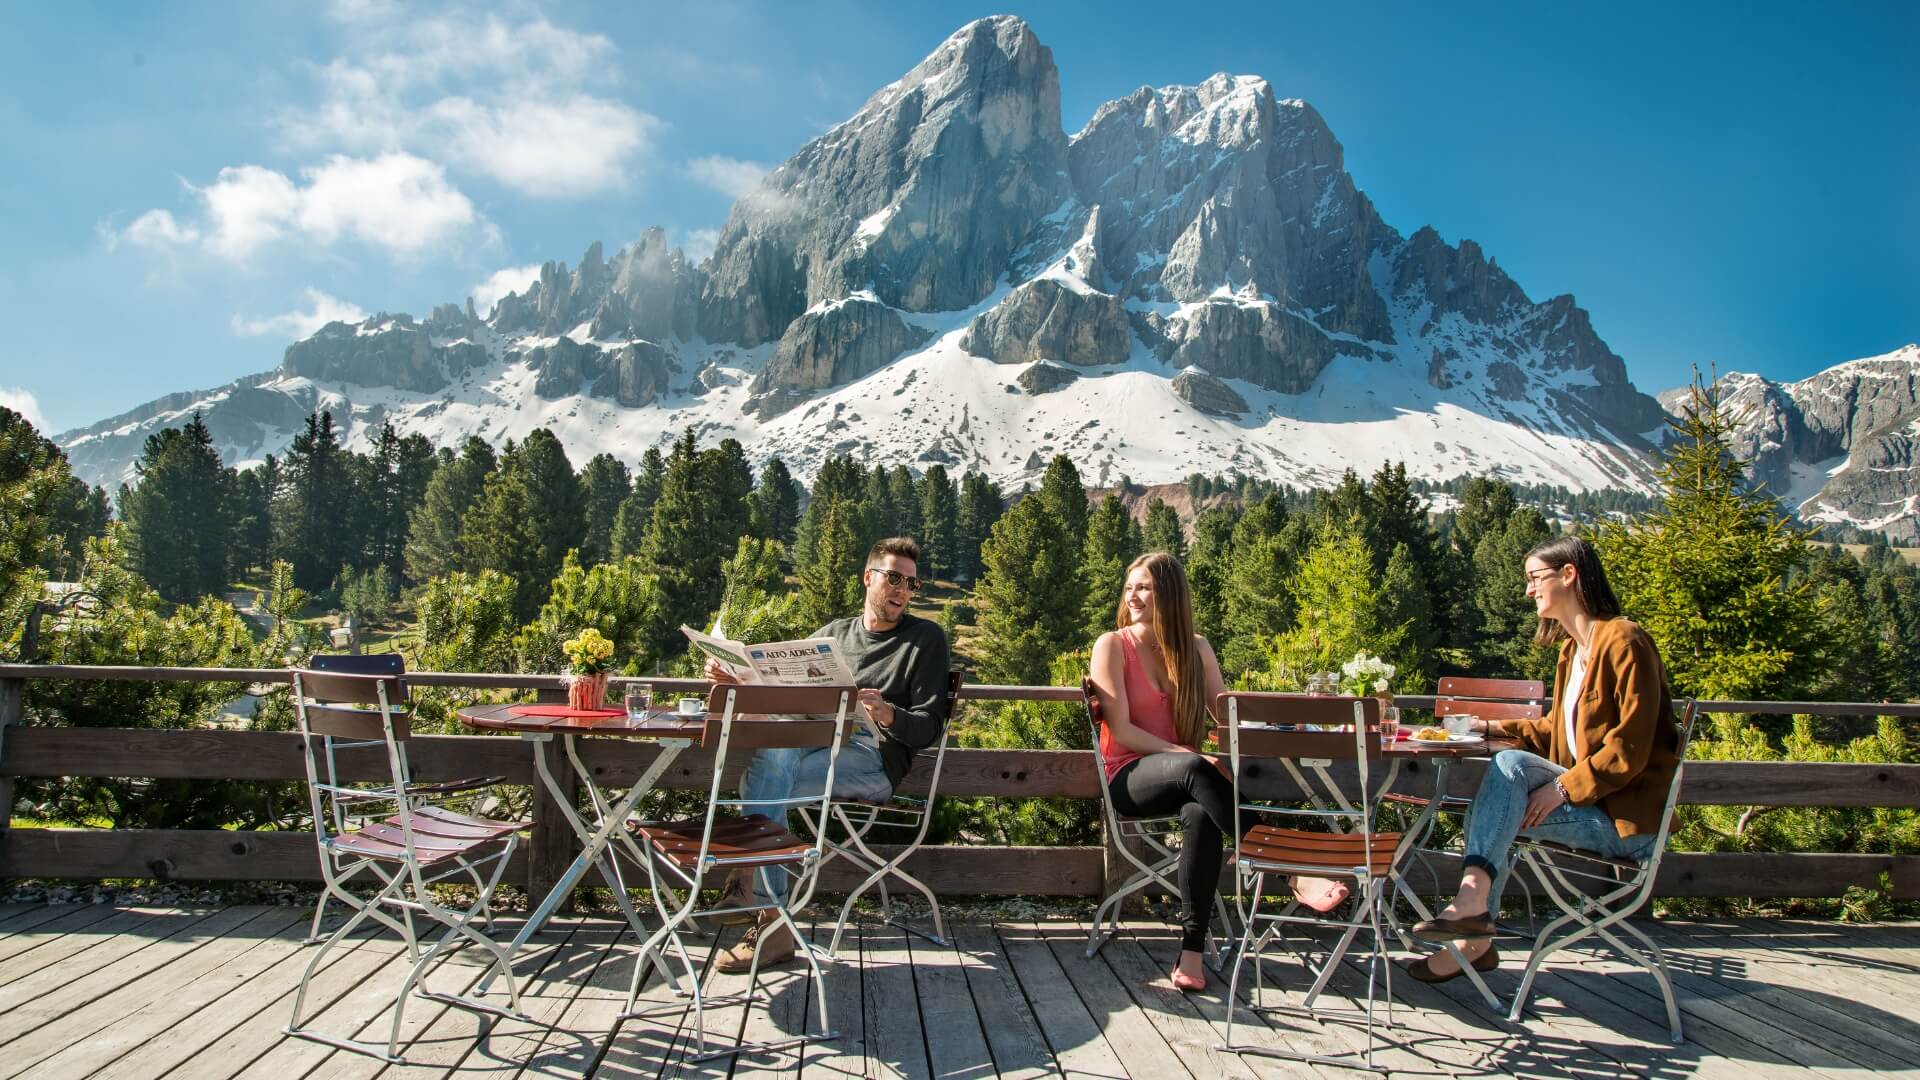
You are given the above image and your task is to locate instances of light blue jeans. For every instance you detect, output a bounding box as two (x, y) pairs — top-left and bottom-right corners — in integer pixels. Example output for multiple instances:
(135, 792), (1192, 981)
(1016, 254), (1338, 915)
(738, 737), (893, 904)
(1463, 748), (1657, 911)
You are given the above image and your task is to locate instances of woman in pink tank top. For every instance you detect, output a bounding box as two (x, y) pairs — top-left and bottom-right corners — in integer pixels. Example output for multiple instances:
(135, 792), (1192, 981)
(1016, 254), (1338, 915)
(1089, 553), (1348, 992)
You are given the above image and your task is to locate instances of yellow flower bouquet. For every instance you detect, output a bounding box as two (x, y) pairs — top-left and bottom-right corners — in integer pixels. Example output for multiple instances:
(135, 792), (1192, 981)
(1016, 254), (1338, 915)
(561, 628), (616, 709)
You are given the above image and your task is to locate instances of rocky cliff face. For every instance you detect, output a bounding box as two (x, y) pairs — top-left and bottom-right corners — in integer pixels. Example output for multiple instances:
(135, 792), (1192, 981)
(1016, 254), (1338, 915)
(1677, 346), (1920, 540)
(699, 16), (1069, 346)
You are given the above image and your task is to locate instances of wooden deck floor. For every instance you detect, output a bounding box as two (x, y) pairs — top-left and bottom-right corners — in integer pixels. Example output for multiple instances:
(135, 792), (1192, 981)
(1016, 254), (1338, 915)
(0, 900), (1916, 1079)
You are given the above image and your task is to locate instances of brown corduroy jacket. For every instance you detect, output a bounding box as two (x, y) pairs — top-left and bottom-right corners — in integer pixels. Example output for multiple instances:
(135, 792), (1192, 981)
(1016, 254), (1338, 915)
(1501, 617), (1681, 838)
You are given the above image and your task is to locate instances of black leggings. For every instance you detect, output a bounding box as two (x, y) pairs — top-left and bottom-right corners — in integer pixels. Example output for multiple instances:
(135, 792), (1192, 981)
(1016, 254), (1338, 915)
(1108, 752), (1237, 952)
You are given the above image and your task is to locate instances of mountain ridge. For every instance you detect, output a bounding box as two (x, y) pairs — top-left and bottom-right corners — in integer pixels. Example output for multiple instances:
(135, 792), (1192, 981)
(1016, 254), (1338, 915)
(63, 16), (1893, 530)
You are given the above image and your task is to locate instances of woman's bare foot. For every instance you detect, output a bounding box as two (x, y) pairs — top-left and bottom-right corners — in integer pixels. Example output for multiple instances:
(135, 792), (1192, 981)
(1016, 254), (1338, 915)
(1291, 875), (1349, 912)
(1170, 948), (1207, 991)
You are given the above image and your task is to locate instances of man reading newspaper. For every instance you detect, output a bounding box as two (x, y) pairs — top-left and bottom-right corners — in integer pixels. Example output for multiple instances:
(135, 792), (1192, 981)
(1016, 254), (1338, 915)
(702, 536), (951, 972)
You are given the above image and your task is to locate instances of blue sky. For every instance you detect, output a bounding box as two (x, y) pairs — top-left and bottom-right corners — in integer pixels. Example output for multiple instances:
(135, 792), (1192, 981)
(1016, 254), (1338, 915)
(1, 1), (1913, 435)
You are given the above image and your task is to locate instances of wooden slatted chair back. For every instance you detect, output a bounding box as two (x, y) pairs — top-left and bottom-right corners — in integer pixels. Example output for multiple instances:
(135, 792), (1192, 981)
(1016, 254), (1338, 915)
(1215, 692), (1383, 760)
(292, 670), (411, 741)
(1435, 676), (1545, 723)
(705, 682), (856, 749)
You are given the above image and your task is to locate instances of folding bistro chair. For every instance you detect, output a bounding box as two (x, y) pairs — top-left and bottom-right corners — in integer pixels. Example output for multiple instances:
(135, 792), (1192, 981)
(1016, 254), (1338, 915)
(1507, 698), (1699, 1043)
(1217, 692), (1402, 1073)
(1082, 678), (1235, 961)
(286, 668), (526, 1064)
(299, 652), (511, 945)
(804, 671), (963, 955)
(623, 683), (856, 1062)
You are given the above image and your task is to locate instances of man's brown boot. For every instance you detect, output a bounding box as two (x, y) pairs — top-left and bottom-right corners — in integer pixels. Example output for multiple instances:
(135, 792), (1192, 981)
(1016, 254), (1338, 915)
(715, 911), (796, 974)
(710, 871), (756, 926)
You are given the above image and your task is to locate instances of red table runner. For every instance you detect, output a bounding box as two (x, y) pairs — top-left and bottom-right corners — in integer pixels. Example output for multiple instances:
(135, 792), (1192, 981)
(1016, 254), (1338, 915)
(508, 705), (627, 719)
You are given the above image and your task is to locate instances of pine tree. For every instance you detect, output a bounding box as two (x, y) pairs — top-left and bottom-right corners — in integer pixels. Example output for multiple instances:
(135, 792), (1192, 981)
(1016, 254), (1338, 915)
(517, 428), (587, 569)
(1594, 378), (1824, 701)
(1468, 504), (1557, 679)
(229, 460), (275, 580)
(795, 456), (864, 567)
(636, 429), (719, 653)
(915, 464), (958, 581)
(1142, 497), (1185, 561)
(578, 453), (632, 567)
(457, 441), (547, 621)
(405, 436), (494, 583)
(121, 413), (233, 602)
(1038, 454), (1090, 555)
(747, 456), (802, 544)
(610, 446), (665, 561)
(1079, 494), (1143, 638)
(513, 550), (665, 674)
(886, 465), (921, 540)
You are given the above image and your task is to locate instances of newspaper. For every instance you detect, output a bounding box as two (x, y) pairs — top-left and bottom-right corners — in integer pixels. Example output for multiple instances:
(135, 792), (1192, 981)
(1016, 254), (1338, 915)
(679, 624), (877, 740)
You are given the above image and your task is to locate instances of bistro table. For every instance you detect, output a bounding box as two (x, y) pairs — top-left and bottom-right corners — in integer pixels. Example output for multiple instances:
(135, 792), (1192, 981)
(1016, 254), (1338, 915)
(457, 702), (709, 993)
(1256, 730), (1516, 1011)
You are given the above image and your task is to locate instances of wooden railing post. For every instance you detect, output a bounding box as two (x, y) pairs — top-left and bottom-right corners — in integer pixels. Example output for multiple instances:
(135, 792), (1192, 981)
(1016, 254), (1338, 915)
(0, 676), (22, 837)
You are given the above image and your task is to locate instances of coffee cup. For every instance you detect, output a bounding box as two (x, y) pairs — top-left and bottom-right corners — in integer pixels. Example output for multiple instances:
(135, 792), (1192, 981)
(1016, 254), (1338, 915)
(676, 696), (704, 716)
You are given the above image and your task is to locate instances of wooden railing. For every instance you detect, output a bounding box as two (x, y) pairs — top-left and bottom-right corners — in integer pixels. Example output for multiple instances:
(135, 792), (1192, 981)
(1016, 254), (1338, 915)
(1, 664), (1916, 901)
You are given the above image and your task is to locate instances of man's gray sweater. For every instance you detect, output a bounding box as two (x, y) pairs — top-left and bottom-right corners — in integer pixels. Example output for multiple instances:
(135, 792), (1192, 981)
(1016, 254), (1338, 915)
(816, 613), (951, 785)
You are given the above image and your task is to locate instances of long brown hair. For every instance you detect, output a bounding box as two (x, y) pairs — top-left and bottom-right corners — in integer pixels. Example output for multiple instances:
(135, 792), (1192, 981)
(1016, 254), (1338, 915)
(1115, 552), (1208, 747)
(1527, 536), (1623, 646)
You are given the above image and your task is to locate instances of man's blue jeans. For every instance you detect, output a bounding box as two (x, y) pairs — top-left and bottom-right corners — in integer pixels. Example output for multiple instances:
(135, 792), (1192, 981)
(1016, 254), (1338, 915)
(1463, 749), (1656, 911)
(738, 737), (893, 905)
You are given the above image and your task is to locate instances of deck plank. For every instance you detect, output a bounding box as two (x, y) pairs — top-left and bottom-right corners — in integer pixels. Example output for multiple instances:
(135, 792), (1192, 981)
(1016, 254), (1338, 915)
(728, 913), (814, 1080)
(5, 908), (1920, 1079)
(0, 901), (116, 940)
(0, 905), (305, 1078)
(899, 922), (994, 1080)
(0, 902), (180, 983)
(992, 921), (1132, 1080)
(946, 920), (1055, 1080)
(860, 923), (931, 1080)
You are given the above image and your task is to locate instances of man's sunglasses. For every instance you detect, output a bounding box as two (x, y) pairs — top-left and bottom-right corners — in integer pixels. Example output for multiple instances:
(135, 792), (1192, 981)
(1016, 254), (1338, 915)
(866, 568), (924, 593)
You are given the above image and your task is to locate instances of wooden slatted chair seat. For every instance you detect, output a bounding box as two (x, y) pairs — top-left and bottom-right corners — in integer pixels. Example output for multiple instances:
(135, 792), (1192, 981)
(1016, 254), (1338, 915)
(634, 816), (813, 870)
(1238, 824), (1405, 875)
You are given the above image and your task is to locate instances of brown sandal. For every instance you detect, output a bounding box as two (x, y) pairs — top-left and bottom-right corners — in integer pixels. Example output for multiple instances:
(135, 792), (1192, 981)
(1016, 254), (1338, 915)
(1410, 913), (1497, 941)
(1406, 944), (1499, 983)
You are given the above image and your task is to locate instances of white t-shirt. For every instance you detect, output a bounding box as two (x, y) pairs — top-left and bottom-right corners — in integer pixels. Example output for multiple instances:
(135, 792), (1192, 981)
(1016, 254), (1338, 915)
(1563, 647), (1589, 761)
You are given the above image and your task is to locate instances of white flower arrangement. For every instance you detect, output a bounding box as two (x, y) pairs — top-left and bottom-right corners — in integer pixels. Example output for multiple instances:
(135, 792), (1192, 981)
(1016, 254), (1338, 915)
(1339, 651), (1396, 697)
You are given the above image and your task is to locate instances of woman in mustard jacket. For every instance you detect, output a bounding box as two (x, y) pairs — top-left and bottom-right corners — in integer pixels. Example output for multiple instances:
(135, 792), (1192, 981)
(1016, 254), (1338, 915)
(1406, 536), (1681, 982)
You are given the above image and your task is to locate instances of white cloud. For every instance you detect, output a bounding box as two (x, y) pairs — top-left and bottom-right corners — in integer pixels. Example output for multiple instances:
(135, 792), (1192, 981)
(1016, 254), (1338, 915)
(114, 152), (483, 261)
(282, 13), (662, 198)
(680, 228), (721, 264)
(685, 155), (769, 198)
(231, 288), (369, 340)
(0, 386), (46, 431)
(470, 263), (544, 317)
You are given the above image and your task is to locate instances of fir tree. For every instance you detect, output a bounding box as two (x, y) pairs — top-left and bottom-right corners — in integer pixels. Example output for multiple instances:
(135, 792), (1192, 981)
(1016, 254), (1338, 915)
(1, 406), (70, 638)
(229, 460), (276, 580)
(457, 441), (547, 621)
(578, 453), (632, 566)
(610, 446), (665, 561)
(637, 429), (721, 653)
(795, 496), (864, 629)
(405, 436), (494, 583)
(122, 413), (233, 602)
(1079, 494), (1143, 638)
(953, 470), (995, 584)
(1186, 503), (1241, 643)
(886, 465), (922, 540)
(747, 456), (802, 544)
(795, 456), (864, 567)
(276, 411), (352, 591)
(1468, 504), (1557, 679)
(915, 464), (958, 581)
(516, 428), (587, 569)
(1594, 377), (1824, 701)
(976, 492), (1083, 684)
(1266, 529), (1406, 689)
(1219, 495), (1295, 678)
(1038, 454), (1090, 555)
(1142, 497), (1185, 561)
(699, 438), (755, 556)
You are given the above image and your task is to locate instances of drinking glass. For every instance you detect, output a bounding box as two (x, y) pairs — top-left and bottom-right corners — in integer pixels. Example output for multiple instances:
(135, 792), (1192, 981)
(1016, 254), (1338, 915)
(1380, 706), (1402, 748)
(624, 685), (652, 720)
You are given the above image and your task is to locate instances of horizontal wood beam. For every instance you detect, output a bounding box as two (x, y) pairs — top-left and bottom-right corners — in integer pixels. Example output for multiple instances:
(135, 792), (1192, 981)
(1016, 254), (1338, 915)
(3, 829), (1910, 899)
(4, 664), (1916, 717)
(0, 830), (1105, 896)
(6, 728), (1920, 808)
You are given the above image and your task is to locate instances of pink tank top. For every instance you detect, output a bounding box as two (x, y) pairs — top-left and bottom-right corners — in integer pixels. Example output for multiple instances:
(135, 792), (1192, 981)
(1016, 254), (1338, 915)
(1099, 632), (1185, 782)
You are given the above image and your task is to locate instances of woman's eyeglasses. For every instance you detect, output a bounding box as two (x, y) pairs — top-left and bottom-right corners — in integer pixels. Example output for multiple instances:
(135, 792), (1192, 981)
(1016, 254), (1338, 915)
(1524, 566), (1564, 585)
(867, 568), (924, 593)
